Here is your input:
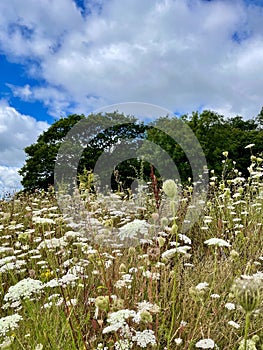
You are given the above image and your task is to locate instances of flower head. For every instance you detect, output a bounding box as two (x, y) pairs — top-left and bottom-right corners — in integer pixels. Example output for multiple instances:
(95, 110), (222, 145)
(162, 179), (178, 199)
(195, 338), (215, 349)
(232, 276), (262, 313)
(204, 238), (231, 247)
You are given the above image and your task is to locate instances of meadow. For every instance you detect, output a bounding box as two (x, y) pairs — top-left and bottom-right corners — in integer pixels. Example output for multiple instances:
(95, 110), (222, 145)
(0, 152), (262, 349)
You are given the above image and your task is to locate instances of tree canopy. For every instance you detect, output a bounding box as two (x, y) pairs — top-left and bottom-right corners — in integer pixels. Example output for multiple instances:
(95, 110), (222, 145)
(19, 109), (263, 192)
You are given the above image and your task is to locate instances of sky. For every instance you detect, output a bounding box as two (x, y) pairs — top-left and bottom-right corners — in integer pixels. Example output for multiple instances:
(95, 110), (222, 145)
(0, 0), (263, 193)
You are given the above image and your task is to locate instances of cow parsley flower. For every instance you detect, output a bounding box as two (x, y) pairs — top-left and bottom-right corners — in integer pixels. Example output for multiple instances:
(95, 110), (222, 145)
(225, 302), (235, 310)
(195, 282), (209, 291)
(195, 338), (215, 349)
(114, 339), (131, 349)
(228, 320), (240, 329)
(204, 238), (230, 247)
(4, 278), (43, 307)
(132, 329), (156, 348)
(118, 220), (149, 241)
(38, 237), (67, 250)
(0, 314), (23, 337)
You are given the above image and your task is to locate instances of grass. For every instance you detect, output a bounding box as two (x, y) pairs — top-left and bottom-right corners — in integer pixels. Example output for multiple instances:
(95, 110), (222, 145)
(0, 155), (262, 349)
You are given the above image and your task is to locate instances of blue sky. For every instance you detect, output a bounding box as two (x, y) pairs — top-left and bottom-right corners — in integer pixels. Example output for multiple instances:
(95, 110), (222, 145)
(0, 0), (263, 192)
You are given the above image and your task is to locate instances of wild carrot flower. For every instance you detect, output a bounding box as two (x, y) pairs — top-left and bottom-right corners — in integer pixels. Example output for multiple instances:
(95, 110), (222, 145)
(4, 278), (43, 307)
(204, 238), (231, 247)
(225, 302), (235, 310)
(228, 320), (240, 329)
(195, 338), (215, 349)
(132, 329), (156, 348)
(118, 219), (149, 241)
(0, 314), (23, 337)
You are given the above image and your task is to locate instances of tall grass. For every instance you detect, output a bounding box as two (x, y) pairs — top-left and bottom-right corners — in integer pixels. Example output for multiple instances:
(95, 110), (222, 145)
(0, 154), (262, 349)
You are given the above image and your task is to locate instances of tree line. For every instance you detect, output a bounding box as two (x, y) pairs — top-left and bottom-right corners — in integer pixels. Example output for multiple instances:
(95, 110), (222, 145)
(19, 108), (263, 191)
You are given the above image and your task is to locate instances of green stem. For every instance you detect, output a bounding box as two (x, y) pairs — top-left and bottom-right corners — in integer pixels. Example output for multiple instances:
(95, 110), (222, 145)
(167, 264), (177, 349)
(244, 311), (251, 350)
(167, 202), (178, 349)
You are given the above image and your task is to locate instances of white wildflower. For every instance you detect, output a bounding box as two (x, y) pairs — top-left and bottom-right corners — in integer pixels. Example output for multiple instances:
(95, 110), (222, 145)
(244, 144), (255, 149)
(4, 278), (43, 306)
(32, 217), (55, 224)
(195, 338), (215, 349)
(178, 233), (191, 244)
(118, 220), (149, 241)
(174, 337), (183, 345)
(204, 238), (231, 247)
(225, 302), (236, 310)
(0, 314), (23, 336)
(114, 339), (131, 350)
(38, 237), (67, 250)
(195, 282), (209, 291)
(132, 329), (156, 348)
(228, 320), (240, 329)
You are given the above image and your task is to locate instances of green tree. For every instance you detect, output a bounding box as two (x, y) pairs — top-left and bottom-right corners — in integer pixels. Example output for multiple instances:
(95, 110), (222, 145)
(19, 112), (147, 191)
(19, 114), (84, 190)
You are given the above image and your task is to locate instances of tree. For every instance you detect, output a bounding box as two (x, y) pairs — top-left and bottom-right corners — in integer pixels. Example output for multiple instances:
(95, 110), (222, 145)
(19, 108), (263, 192)
(19, 114), (84, 190)
(19, 112), (147, 191)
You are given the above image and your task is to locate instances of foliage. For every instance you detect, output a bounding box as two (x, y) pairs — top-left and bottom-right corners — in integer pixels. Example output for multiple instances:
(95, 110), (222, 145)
(19, 108), (263, 191)
(19, 112), (147, 191)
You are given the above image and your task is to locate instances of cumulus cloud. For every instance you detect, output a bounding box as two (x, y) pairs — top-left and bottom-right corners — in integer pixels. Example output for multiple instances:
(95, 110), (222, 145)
(0, 166), (22, 194)
(0, 100), (49, 191)
(0, 0), (263, 119)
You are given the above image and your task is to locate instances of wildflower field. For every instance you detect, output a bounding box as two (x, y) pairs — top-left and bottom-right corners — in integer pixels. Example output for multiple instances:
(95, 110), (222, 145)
(0, 154), (263, 350)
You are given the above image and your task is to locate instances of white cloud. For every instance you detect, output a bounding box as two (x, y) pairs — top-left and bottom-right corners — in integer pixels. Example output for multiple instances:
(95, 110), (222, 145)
(0, 100), (49, 191)
(0, 166), (22, 194)
(0, 0), (263, 119)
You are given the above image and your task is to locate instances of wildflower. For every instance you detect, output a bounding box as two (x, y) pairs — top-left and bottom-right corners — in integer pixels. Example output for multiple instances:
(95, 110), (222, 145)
(0, 337), (14, 348)
(225, 302), (235, 310)
(38, 237), (67, 250)
(32, 217), (55, 224)
(195, 282), (209, 291)
(137, 301), (160, 314)
(195, 338), (215, 349)
(114, 339), (131, 350)
(140, 310), (152, 323)
(4, 278), (43, 307)
(97, 344), (109, 350)
(174, 337), (183, 345)
(244, 144), (255, 149)
(210, 294), (220, 299)
(95, 296), (110, 311)
(161, 246), (191, 260)
(238, 339), (257, 350)
(35, 345), (44, 350)
(222, 151), (228, 157)
(204, 238), (231, 247)
(132, 329), (156, 348)
(162, 179), (178, 199)
(228, 320), (240, 329)
(0, 314), (23, 337)
(232, 277), (262, 312)
(178, 233), (191, 244)
(118, 220), (149, 241)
